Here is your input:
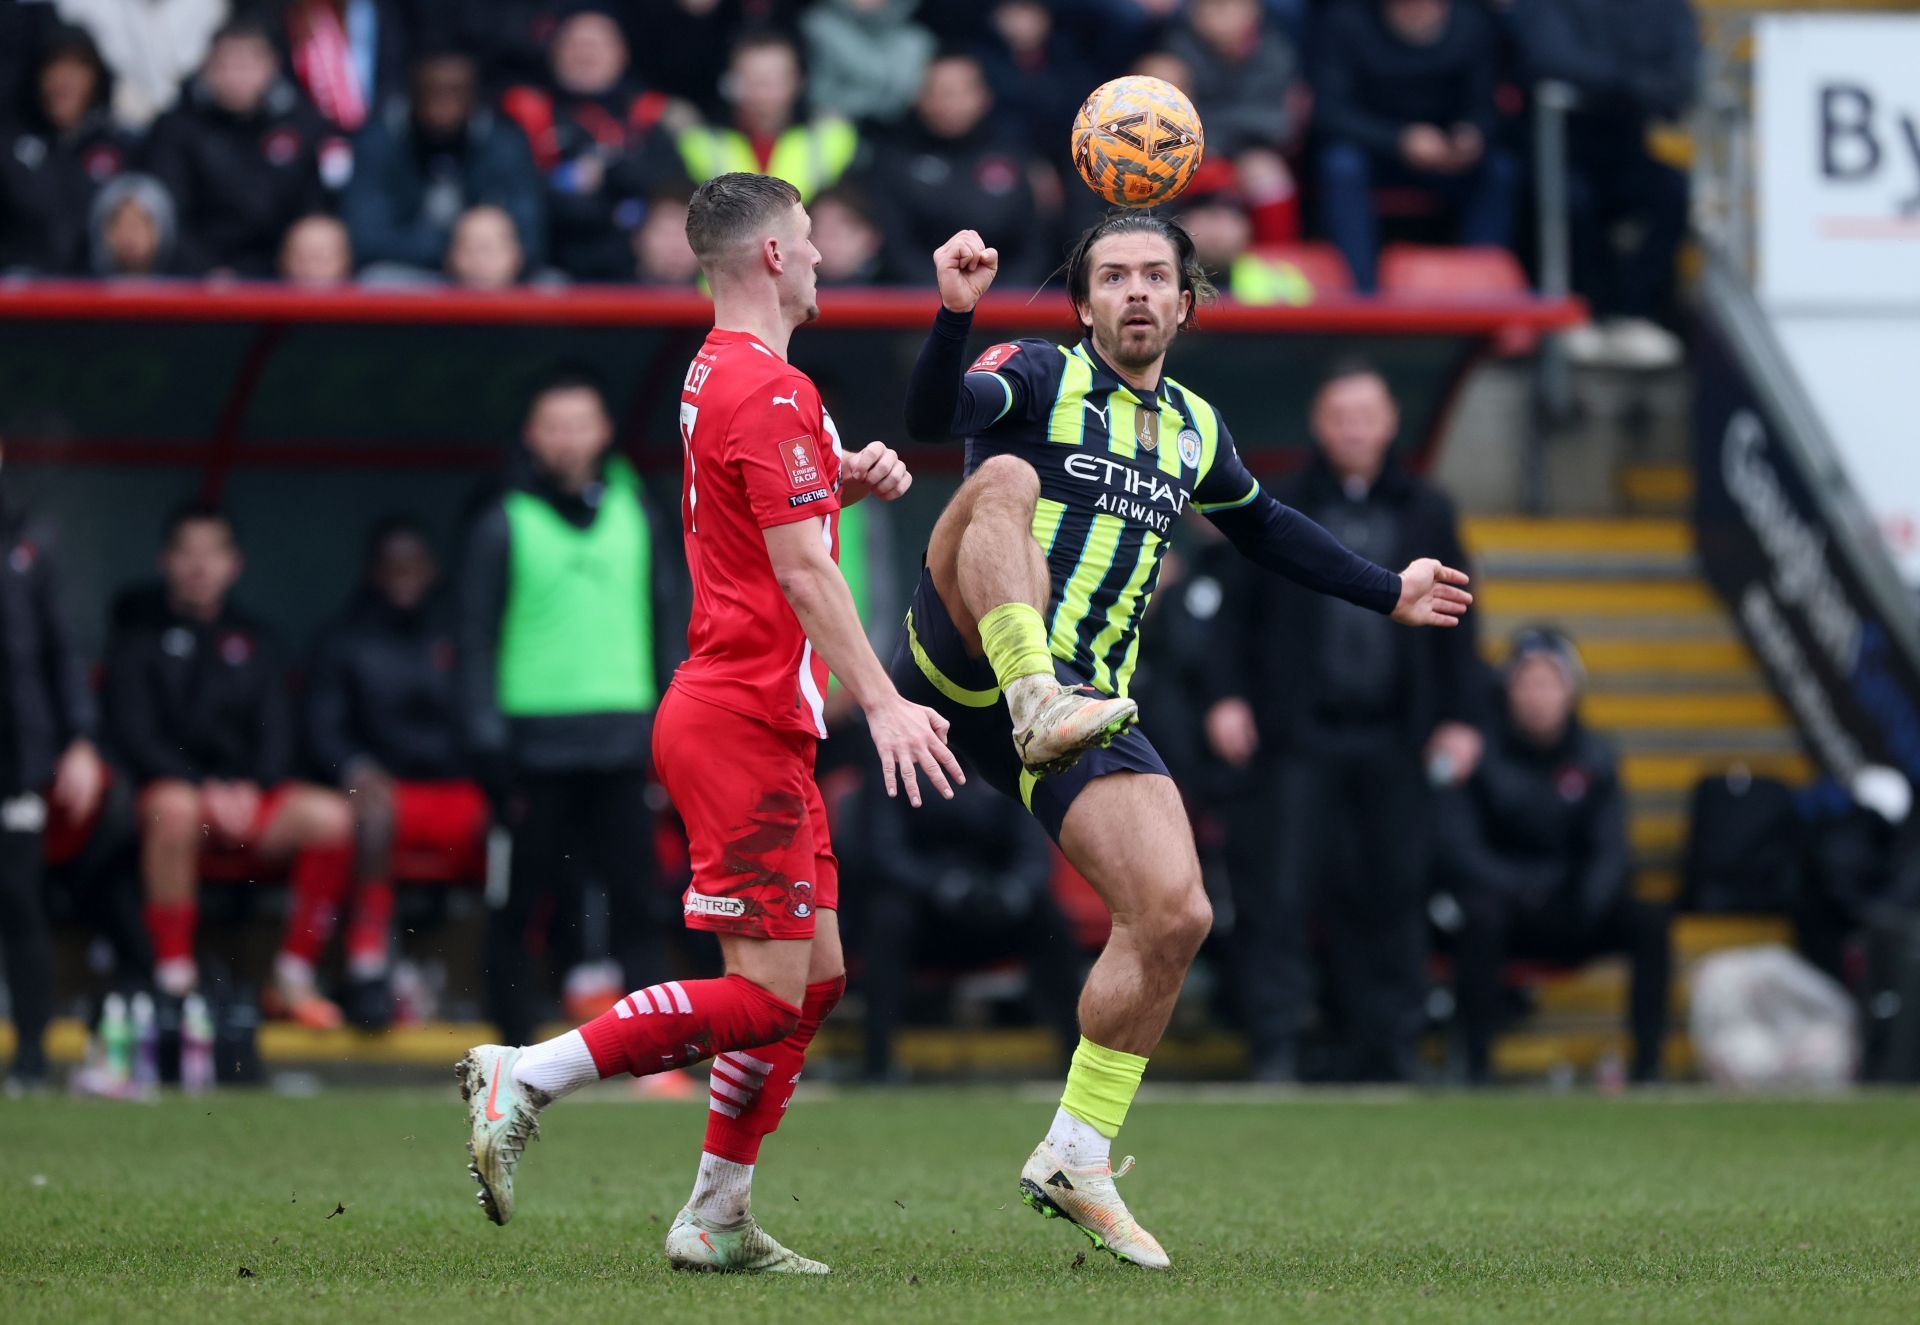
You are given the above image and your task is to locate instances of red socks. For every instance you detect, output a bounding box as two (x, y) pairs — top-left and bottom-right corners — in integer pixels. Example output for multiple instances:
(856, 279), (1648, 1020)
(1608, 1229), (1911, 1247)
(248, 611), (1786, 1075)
(278, 843), (355, 964)
(346, 877), (395, 974)
(578, 975), (801, 1079)
(703, 976), (845, 1165)
(143, 901), (199, 965)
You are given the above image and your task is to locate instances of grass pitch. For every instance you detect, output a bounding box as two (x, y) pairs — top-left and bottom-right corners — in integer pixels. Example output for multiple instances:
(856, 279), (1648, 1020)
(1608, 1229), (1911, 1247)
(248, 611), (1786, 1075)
(3, 1086), (1918, 1324)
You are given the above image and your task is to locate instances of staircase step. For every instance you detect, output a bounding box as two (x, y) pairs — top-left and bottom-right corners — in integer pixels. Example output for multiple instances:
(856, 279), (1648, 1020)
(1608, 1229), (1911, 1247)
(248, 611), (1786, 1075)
(1479, 580), (1721, 616)
(1620, 750), (1811, 792)
(1463, 517), (1693, 555)
(1621, 463), (1694, 514)
(1583, 691), (1789, 729)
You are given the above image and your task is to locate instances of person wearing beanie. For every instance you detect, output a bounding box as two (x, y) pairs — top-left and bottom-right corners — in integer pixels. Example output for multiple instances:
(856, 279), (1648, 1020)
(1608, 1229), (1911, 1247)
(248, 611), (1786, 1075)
(1437, 625), (1674, 1084)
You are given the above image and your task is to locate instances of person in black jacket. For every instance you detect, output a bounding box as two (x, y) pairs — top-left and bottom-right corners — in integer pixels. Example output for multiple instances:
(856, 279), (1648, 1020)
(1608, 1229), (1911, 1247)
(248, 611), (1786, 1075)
(1512, 0), (1697, 368)
(0, 442), (107, 1089)
(1205, 359), (1483, 1081)
(457, 372), (684, 1046)
(343, 45), (545, 276)
(105, 502), (356, 1027)
(839, 771), (1080, 1082)
(307, 517), (487, 1027)
(1439, 628), (1672, 1083)
(864, 52), (1049, 286)
(1312, 0), (1519, 291)
(143, 16), (338, 276)
(499, 4), (687, 282)
(0, 24), (131, 275)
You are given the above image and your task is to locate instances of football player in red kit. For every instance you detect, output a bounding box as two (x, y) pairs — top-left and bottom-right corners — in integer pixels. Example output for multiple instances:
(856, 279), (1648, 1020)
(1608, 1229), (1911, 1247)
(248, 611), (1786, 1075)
(458, 172), (963, 1273)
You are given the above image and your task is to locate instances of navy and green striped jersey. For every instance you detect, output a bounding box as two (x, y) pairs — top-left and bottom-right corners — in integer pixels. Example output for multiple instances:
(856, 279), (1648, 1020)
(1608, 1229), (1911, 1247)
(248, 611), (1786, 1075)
(959, 336), (1265, 698)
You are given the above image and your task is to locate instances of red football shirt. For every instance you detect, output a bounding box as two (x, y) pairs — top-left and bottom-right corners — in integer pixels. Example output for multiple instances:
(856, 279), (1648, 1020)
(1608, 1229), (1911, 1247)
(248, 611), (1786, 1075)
(671, 327), (843, 738)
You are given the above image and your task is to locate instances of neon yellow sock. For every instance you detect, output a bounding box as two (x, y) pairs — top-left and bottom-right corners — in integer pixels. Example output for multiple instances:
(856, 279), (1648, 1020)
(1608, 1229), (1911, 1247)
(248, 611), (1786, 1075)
(977, 602), (1054, 692)
(1059, 1035), (1149, 1139)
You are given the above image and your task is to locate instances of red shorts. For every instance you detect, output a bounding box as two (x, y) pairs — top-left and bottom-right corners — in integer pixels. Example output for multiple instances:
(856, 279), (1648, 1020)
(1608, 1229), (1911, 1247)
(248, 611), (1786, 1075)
(653, 686), (837, 941)
(392, 780), (490, 853)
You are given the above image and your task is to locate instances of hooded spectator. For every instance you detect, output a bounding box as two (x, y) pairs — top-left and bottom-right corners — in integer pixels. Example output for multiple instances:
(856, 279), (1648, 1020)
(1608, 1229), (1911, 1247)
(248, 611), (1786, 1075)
(674, 30), (859, 202)
(865, 52), (1046, 284)
(0, 24), (130, 274)
(279, 212), (355, 285)
(54, 0), (229, 130)
(801, 0), (936, 127)
(500, 4), (686, 281)
(143, 17), (335, 275)
(88, 173), (183, 277)
(343, 46), (545, 273)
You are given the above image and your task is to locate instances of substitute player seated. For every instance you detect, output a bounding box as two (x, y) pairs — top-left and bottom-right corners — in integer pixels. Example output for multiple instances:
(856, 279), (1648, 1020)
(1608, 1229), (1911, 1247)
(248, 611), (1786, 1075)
(894, 215), (1472, 1267)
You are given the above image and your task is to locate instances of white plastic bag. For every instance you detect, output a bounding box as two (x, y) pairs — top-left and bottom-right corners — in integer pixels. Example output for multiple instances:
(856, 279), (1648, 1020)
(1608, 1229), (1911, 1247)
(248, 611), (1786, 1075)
(1689, 945), (1858, 1088)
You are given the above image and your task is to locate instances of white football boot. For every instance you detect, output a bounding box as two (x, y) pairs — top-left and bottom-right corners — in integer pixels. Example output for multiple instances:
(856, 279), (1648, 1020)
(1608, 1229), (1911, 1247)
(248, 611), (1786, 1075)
(1013, 682), (1138, 777)
(1018, 1138), (1170, 1269)
(664, 1207), (830, 1274)
(457, 1044), (546, 1226)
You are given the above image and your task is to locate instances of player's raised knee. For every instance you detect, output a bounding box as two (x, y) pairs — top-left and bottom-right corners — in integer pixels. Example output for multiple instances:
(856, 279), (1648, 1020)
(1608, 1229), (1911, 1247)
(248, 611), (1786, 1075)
(971, 453), (1040, 507)
(1150, 884), (1212, 957)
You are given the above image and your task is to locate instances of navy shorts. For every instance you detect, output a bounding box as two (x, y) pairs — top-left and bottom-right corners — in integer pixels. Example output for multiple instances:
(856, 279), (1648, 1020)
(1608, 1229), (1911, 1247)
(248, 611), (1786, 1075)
(886, 568), (1169, 843)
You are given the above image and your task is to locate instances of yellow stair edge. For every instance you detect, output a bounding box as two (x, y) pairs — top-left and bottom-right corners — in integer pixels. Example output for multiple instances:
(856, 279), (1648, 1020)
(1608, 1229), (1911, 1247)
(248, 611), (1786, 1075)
(1480, 580), (1721, 616)
(1584, 691), (1789, 729)
(1463, 517), (1693, 556)
(1621, 465), (1695, 506)
(1622, 751), (1811, 793)
(1485, 637), (1756, 675)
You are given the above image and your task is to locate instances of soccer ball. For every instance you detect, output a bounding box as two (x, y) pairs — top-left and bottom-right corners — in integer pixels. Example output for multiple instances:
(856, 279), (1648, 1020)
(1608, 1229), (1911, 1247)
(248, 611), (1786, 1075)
(1071, 76), (1205, 209)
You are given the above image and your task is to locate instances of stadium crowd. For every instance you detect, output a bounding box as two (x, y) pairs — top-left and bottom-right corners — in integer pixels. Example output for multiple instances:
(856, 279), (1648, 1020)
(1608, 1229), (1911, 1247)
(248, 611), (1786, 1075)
(2, 0), (1697, 358)
(1, 0), (1722, 1091)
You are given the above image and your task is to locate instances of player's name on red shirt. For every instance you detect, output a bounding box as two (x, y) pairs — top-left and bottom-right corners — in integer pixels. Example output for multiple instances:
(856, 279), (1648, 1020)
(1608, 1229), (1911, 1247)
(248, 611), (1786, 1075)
(671, 328), (844, 738)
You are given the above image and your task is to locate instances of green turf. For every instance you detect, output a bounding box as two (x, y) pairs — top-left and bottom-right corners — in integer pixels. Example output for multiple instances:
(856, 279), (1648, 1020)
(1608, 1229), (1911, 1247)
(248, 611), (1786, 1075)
(3, 1087), (1918, 1324)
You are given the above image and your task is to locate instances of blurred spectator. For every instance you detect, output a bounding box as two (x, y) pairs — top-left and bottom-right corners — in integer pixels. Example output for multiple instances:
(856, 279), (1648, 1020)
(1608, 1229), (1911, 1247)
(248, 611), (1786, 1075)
(410, 0), (566, 92)
(1081, 0), (1186, 69)
(278, 211), (354, 285)
(1166, 0), (1300, 158)
(0, 23), (129, 275)
(864, 53), (1046, 284)
(630, 187), (700, 285)
(444, 202), (530, 289)
(0, 4), (56, 121)
(87, 172), (184, 277)
(1439, 628), (1671, 1084)
(281, 0), (415, 136)
(55, 0), (228, 130)
(1176, 186), (1313, 305)
(500, 4), (686, 281)
(343, 47), (544, 275)
(1206, 360), (1481, 1082)
(1313, 0), (1518, 291)
(674, 30), (859, 202)
(104, 502), (356, 1028)
(975, 1), (1098, 159)
(1513, 0), (1696, 368)
(800, 0), (935, 127)
(631, 0), (803, 110)
(306, 517), (486, 1028)
(143, 16), (334, 276)
(838, 775), (1080, 1082)
(811, 184), (885, 285)
(458, 371), (682, 1047)
(0, 438), (107, 1091)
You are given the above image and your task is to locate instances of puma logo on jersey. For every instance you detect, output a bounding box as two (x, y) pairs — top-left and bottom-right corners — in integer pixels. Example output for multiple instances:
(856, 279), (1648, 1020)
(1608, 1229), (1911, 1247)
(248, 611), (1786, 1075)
(1083, 400), (1110, 427)
(771, 390), (801, 412)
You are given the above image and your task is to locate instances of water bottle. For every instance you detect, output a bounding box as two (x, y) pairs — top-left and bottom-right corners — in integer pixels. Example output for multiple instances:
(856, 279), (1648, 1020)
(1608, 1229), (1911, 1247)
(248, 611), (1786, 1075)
(100, 992), (132, 1092)
(130, 992), (160, 1095)
(181, 994), (216, 1096)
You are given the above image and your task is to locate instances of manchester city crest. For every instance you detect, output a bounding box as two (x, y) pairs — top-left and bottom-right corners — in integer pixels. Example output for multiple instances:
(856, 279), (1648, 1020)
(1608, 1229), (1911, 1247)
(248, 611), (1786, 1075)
(1177, 428), (1202, 468)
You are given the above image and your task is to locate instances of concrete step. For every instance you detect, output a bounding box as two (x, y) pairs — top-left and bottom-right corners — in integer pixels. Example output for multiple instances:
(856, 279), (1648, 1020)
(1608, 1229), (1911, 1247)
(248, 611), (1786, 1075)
(1464, 517), (1697, 580)
(1582, 691), (1788, 729)
(1479, 579), (1722, 617)
(1620, 463), (1693, 515)
(1619, 750), (1811, 793)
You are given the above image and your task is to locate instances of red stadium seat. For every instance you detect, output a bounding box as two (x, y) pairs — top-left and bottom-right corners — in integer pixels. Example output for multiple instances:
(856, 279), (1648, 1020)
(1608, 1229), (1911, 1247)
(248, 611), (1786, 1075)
(1378, 245), (1539, 355)
(1245, 242), (1355, 298)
